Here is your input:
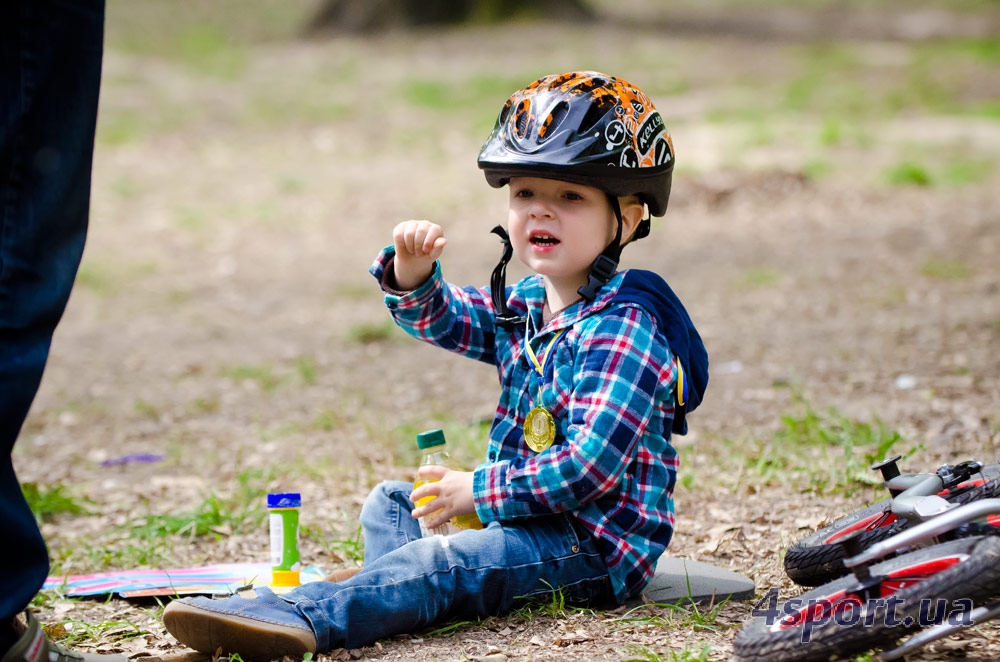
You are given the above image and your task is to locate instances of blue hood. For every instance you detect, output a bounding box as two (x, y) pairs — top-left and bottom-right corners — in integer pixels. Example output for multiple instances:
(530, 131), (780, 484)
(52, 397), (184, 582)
(616, 270), (709, 435)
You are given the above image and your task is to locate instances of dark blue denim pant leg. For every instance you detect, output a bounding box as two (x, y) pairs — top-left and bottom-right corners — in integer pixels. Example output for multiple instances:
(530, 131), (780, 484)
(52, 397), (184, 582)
(0, 0), (105, 622)
(288, 481), (616, 650)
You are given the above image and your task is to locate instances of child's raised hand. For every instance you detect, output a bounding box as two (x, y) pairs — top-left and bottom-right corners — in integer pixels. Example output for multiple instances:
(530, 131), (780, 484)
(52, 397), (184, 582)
(392, 220), (447, 291)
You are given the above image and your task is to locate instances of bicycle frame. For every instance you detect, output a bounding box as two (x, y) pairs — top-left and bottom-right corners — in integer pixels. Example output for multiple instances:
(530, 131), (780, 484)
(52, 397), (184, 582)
(844, 498), (1000, 569)
(838, 499), (1000, 661)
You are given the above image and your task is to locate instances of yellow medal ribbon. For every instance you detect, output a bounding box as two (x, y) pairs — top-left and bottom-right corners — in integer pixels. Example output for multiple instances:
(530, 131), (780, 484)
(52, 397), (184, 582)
(523, 316), (566, 452)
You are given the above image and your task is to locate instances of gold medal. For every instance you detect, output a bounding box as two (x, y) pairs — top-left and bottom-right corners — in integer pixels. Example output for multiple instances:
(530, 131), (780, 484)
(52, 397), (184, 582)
(524, 405), (556, 452)
(522, 315), (566, 453)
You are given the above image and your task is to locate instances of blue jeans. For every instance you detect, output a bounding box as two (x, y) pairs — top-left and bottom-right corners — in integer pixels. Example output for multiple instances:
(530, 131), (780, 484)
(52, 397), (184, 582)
(287, 481), (616, 650)
(0, 0), (105, 623)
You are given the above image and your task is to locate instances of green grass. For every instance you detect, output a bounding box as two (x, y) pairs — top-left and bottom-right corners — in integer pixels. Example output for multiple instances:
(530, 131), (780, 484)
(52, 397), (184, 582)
(106, 0), (315, 55)
(511, 583), (583, 620)
(940, 158), (995, 186)
(47, 467), (276, 575)
(132, 398), (160, 420)
(188, 397), (221, 414)
(22, 483), (92, 524)
(346, 321), (400, 344)
(421, 616), (482, 638)
(75, 259), (159, 297)
(110, 174), (141, 199)
(417, 580), (586, 641)
(45, 618), (150, 648)
(174, 25), (248, 79)
(802, 159), (834, 180)
(613, 598), (733, 634)
(958, 37), (1000, 62)
(220, 363), (283, 392)
(783, 44), (867, 116)
(882, 157), (995, 188)
(308, 523), (365, 564)
(920, 257), (973, 280)
(818, 118), (842, 147)
(623, 643), (715, 662)
(311, 408), (345, 431)
(971, 100), (1000, 119)
(173, 205), (209, 231)
(720, 393), (910, 496)
(130, 494), (259, 540)
(295, 355), (319, 385)
(96, 110), (146, 146)
(776, 38), (1000, 120)
(737, 267), (781, 289)
(883, 161), (932, 186)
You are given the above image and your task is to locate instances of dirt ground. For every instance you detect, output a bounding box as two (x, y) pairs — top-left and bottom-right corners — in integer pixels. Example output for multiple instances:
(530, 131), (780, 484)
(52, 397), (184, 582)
(13, 3), (1000, 661)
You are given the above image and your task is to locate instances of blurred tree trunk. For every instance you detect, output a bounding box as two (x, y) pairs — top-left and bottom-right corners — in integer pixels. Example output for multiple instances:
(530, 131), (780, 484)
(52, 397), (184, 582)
(304, 0), (594, 34)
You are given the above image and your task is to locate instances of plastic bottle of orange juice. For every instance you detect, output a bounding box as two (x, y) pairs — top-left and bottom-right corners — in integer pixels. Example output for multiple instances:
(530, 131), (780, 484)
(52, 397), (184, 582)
(413, 429), (483, 536)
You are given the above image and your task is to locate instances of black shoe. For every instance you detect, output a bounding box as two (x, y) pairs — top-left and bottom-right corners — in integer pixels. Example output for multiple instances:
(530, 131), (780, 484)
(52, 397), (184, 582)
(1, 611), (127, 662)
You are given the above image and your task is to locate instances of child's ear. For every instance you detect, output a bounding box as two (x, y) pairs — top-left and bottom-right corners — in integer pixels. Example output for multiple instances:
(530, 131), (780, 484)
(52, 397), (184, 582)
(619, 197), (645, 245)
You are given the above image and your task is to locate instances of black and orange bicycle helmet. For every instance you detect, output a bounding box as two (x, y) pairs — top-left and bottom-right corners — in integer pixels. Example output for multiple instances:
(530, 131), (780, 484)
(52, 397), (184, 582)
(478, 71), (675, 318)
(478, 71), (674, 218)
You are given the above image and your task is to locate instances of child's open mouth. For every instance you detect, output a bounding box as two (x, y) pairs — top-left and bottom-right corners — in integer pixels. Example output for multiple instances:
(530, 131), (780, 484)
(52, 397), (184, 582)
(530, 234), (560, 247)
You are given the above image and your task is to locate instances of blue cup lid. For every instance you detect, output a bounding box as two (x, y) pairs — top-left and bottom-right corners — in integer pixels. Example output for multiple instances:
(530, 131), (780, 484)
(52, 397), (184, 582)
(267, 493), (301, 508)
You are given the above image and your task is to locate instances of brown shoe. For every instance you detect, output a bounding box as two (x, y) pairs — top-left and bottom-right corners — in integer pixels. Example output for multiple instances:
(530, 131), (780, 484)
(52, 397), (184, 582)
(162, 586), (316, 661)
(2, 611), (127, 662)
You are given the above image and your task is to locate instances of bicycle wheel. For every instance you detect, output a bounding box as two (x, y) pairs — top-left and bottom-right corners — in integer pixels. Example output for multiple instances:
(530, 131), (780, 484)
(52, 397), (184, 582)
(785, 461), (1000, 586)
(735, 536), (1000, 662)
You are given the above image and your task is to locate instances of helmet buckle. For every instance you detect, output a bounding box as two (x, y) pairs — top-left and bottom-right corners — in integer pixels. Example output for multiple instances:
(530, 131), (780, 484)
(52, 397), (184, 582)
(577, 254), (618, 302)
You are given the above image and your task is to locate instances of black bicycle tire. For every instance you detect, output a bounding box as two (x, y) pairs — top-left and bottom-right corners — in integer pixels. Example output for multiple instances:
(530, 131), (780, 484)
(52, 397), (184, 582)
(784, 461), (1000, 587)
(785, 498), (899, 587)
(735, 536), (1000, 662)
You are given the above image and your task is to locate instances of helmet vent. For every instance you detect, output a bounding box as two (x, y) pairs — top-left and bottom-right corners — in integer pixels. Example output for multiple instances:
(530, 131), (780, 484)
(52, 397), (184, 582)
(497, 99), (513, 126)
(540, 101), (569, 141)
(514, 100), (531, 139)
(578, 101), (609, 136)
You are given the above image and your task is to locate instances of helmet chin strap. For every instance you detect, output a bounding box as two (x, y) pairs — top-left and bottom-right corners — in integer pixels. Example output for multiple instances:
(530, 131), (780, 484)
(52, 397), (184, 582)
(489, 225), (526, 328)
(577, 195), (623, 302)
(490, 195), (623, 326)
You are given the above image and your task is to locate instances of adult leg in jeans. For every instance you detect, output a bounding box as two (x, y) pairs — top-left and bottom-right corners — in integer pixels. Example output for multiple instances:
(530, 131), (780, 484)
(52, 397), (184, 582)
(0, 2), (121, 660)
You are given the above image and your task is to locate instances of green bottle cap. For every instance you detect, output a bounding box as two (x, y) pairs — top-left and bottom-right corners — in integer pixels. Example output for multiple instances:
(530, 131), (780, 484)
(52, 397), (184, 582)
(416, 429), (447, 450)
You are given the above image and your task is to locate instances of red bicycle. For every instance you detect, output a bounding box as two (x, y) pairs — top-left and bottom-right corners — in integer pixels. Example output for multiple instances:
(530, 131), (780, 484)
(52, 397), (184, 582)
(784, 456), (1000, 586)
(736, 497), (1000, 661)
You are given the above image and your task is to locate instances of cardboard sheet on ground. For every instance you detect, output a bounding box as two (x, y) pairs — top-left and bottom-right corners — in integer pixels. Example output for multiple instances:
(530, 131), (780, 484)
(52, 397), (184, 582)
(44, 558), (753, 604)
(637, 557), (755, 606)
(44, 564), (325, 598)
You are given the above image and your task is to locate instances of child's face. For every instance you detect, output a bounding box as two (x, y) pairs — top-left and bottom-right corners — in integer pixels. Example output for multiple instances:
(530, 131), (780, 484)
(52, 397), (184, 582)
(507, 177), (617, 293)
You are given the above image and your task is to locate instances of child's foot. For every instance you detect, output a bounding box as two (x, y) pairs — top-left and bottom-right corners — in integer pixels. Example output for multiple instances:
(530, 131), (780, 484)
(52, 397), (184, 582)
(2, 611), (128, 662)
(323, 567), (362, 583)
(162, 586), (316, 660)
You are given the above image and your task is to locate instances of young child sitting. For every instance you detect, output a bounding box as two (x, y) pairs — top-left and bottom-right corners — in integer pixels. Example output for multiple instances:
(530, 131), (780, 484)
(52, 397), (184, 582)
(162, 70), (708, 660)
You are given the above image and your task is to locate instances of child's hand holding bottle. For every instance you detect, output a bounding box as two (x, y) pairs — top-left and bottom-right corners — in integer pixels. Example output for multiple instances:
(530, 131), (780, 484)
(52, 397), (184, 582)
(410, 429), (483, 536)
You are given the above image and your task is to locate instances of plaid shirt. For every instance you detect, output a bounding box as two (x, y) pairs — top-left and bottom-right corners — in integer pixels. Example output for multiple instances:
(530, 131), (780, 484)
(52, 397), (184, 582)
(370, 247), (679, 600)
